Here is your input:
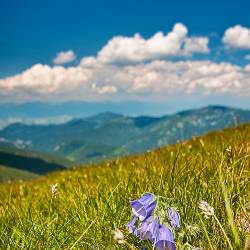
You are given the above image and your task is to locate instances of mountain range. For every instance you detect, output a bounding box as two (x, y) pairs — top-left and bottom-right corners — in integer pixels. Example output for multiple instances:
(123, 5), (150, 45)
(1, 105), (250, 166)
(0, 101), (176, 129)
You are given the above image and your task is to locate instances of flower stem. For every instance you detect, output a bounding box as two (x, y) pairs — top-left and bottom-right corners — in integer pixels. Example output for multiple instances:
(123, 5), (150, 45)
(213, 214), (234, 250)
(124, 241), (137, 250)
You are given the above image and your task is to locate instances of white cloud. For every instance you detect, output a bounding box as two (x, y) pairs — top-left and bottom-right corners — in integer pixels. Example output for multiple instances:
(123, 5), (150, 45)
(0, 64), (91, 92)
(92, 84), (117, 94)
(222, 25), (250, 49)
(53, 50), (76, 64)
(245, 54), (250, 60)
(0, 64), (95, 101)
(108, 60), (249, 96)
(245, 64), (250, 72)
(183, 37), (210, 55)
(91, 23), (209, 64)
(0, 60), (249, 102)
(1, 23), (250, 103)
(80, 56), (101, 68)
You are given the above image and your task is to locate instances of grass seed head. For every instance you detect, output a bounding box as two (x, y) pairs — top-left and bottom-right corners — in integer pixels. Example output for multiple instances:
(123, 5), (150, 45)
(51, 183), (58, 197)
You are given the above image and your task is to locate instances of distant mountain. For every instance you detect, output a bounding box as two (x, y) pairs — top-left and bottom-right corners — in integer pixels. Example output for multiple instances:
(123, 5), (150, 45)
(0, 101), (174, 129)
(0, 105), (250, 163)
(0, 101), (181, 119)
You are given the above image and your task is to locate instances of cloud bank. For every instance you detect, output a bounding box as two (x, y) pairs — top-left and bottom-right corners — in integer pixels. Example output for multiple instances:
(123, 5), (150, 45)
(0, 23), (250, 102)
(1, 60), (249, 102)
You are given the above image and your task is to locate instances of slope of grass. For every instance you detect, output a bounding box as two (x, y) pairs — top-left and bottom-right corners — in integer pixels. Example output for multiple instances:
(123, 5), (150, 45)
(0, 124), (249, 249)
(0, 150), (67, 175)
(0, 144), (72, 179)
(0, 143), (73, 167)
(0, 165), (39, 183)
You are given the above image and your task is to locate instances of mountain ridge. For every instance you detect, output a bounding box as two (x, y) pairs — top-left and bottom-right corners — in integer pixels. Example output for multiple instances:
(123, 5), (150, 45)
(1, 105), (250, 163)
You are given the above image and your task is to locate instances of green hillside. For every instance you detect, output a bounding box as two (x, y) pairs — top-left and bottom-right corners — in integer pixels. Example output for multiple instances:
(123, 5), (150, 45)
(0, 146), (70, 178)
(0, 141), (74, 167)
(0, 165), (39, 182)
(0, 124), (249, 249)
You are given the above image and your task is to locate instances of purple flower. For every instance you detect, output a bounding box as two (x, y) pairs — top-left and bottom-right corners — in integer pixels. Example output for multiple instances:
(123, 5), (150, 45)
(131, 193), (155, 206)
(130, 193), (156, 221)
(155, 224), (176, 250)
(126, 216), (138, 235)
(136, 216), (152, 239)
(139, 216), (159, 243)
(167, 208), (180, 229)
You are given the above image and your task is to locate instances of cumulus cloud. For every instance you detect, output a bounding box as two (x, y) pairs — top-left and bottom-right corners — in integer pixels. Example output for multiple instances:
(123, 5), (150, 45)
(0, 64), (96, 101)
(0, 60), (250, 102)
(82, 23), (209, 65)
(97, 23), (187, 64)
(222, 25), (250, 49)
(53, 50), (76, 64)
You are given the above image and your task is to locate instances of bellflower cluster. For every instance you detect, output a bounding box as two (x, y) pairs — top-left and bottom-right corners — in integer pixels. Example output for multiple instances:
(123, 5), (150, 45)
(126, 193), (180, 250)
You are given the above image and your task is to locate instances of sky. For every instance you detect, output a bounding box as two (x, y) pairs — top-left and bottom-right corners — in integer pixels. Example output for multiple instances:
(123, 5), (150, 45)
(0, 0), (250, 110)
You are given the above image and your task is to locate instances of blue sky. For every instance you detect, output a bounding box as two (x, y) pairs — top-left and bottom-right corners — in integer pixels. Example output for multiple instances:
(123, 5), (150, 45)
(0, 0), (250, 110)
(1, 0), (250, 76)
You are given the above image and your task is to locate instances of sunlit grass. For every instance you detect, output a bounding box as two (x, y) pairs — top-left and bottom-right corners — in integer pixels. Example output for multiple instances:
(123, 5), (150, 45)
(0, 124), (249, 249)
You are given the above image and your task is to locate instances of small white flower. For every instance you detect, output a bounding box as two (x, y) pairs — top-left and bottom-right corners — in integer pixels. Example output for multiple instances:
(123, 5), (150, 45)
(199, 139), (205, 147)
(199, 201), (214, 218)
(226, 146), (232, 154)
(113, 228), (125, 244)
(51, 183), (58, 197)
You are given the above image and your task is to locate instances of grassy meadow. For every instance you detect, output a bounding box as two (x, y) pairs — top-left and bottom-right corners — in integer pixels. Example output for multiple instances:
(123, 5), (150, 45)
(0, 124), (250, 249)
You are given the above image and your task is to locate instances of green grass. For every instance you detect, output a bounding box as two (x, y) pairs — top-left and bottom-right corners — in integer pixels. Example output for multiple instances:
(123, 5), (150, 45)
(0, 124), (249, 249)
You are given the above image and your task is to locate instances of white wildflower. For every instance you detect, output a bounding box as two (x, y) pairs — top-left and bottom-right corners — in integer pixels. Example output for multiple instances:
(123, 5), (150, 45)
(199, 139), (205, 147)
(51, 183), (58, 197)
(199, 201), (214, 218)
(19, 185), (24, 196)
(113, 228), (125, 244)
(226, 146), (232, 153)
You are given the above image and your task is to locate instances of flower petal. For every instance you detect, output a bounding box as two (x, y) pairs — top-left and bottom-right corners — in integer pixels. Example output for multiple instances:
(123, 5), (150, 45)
(126, 216), (138, 233)
(155, 224), (176, 250)
(167, 208), (180, 229)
